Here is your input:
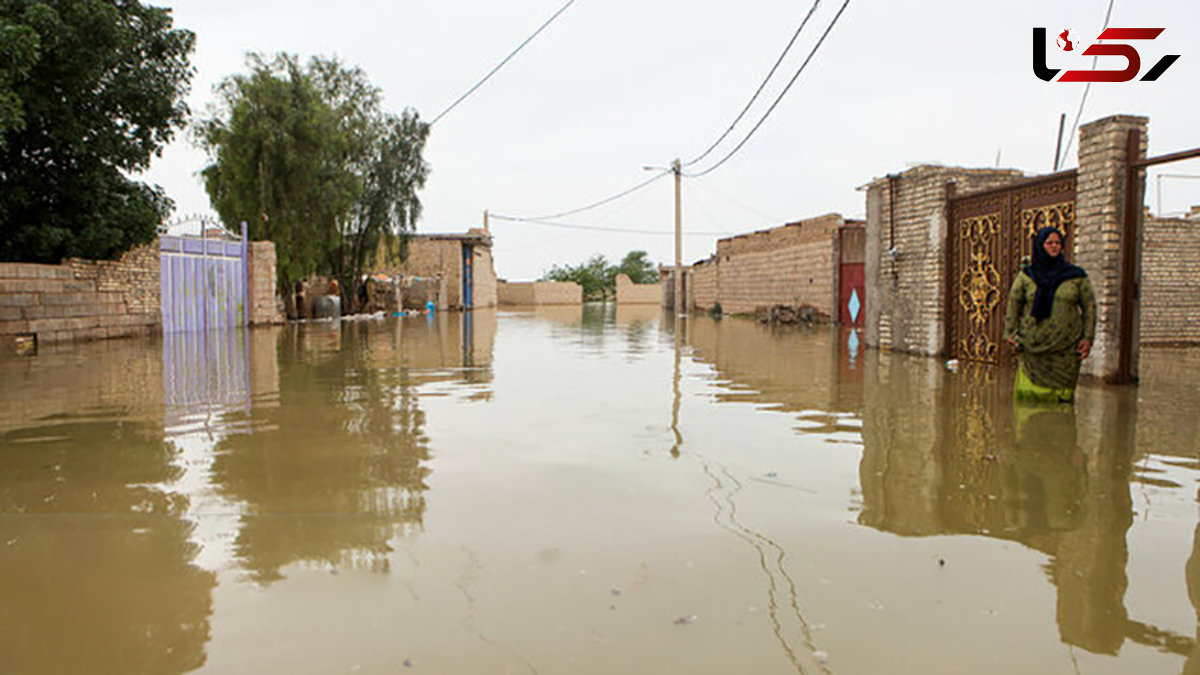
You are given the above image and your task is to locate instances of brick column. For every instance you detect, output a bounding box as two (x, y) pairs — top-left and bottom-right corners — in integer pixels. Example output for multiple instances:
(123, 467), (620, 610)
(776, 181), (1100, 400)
(1074, 115), (1147, 382)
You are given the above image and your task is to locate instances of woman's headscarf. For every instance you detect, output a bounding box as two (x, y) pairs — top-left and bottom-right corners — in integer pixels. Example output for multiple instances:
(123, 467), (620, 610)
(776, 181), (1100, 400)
(1024, 226), (1086, 322)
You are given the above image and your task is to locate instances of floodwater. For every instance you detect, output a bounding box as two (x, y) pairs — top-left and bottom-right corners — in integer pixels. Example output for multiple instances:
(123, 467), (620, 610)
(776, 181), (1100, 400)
(2, 306), (1199, 674)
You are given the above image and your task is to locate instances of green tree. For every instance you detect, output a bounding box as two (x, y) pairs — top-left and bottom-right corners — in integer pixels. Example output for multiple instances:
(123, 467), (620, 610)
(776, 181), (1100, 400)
(543, 254), (613, 301)
(614, 250), (660, 285)
(542, 250), (659, 301)
(0, 0), (195, 263)
(197, 54), (428, 299)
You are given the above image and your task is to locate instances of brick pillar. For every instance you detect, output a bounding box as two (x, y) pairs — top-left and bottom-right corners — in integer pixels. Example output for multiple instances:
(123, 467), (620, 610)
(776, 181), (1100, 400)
(1074, 115), (1147, 382)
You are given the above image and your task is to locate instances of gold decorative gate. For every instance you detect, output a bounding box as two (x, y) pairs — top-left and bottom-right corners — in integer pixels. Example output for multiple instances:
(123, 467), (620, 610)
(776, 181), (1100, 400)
(946, 172), (1077, 364)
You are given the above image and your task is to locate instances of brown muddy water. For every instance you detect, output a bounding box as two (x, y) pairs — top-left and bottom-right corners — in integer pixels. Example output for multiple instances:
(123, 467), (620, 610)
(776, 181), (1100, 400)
(2, 305), (1199, 674)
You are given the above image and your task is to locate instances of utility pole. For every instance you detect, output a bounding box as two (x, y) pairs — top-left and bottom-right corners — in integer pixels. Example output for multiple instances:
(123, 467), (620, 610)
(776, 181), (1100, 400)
(673, 158), (683, 316)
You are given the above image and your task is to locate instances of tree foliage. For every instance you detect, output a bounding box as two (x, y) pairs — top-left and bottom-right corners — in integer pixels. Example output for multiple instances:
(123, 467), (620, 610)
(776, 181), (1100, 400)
(542, 250), (659, 301)
(613, 250), (660, 285)
(0, 0), (195, 262)
(197, 54), (429, 297)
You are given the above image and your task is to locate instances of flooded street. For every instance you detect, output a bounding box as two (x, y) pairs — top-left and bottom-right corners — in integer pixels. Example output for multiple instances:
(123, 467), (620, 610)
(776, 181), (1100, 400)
(2, 306), (1199, 674)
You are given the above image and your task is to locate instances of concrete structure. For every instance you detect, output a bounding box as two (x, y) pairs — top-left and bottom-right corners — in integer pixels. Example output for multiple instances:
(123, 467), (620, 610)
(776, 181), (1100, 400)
(615, 274), (662, 305)
(498, 280), (582, 306)
(381, 229), (497, 310)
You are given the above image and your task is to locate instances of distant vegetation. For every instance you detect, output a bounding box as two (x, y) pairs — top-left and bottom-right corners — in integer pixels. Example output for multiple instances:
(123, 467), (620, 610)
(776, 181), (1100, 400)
(542, 251), (659, 301)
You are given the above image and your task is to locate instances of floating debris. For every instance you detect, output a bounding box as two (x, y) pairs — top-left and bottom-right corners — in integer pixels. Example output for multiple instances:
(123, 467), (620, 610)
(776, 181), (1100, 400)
(674, 614), (698, 625)
(814, 650), (830, 664)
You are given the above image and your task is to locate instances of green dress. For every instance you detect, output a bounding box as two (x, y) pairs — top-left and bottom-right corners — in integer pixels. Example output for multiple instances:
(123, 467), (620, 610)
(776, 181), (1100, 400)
(1003, 272), (1097, 402)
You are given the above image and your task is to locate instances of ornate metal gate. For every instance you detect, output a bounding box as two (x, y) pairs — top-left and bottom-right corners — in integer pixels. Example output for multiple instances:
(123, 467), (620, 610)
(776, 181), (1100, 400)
(946, 172), (1077, 364)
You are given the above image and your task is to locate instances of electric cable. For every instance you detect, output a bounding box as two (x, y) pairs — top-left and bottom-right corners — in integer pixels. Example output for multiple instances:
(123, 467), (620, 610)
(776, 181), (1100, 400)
(1058, 0), (1117, 168)
(686, 0), (851, 178)
(682, 0), (823, 168)
(502, 169), (671, 222)
(430, 0), (578, 126)
(490, 213), (727, 236)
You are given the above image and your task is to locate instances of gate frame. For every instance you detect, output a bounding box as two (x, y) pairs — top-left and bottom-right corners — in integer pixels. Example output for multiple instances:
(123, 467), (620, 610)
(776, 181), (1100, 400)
(1117, 137), (1200, 383)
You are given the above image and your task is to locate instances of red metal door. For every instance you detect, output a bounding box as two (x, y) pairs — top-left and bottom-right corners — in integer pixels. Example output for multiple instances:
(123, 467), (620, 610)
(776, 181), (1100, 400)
(839, 226), (866, 327)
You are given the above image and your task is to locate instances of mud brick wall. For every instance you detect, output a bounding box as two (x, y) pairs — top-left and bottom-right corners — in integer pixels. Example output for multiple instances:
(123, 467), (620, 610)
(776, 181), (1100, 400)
(248, 241), (283, 325)
(384, 234), (498, 310)
(689, 261), (718, 311)
(498, 281), (535, 305)
(0, 243), (161, 348)
(615, 274), (662, 305)
(713, 213), (842, 316)
(1074, 115), (1148, 380)
(499, 281), (581, 305)
(1139, 212), (1200, 344)
(471, 246), (497, 308)
(864, 166), (1025, 355)
(392, 238), (461, 310)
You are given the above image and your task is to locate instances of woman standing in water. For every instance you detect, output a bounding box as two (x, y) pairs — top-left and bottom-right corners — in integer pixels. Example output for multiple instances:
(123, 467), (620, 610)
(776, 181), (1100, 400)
(1004, 226), (1097, 402)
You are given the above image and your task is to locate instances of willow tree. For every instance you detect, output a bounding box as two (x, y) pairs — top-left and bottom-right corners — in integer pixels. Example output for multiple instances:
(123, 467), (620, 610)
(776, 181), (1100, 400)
(197, 54), (428, 298)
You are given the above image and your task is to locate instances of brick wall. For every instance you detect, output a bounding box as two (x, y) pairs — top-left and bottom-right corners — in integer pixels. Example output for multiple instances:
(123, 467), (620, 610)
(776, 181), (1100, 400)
(383, 233), (498, 310)
(615, 274), (662, 305)
(248, 241), (283, 325)
(472, 246), (497, 308)
(393, 238), (461, 310)
(1074, 115), (1147, 380)
(0, 243), (161, 349)
(498, 281), (582, 305)
(864, 166), (1026, 355)
(1140, 210), (1200, 344)
(689, 260), (718, 311)
(713, 213), (842, 316)
(498, 281), (535, 305)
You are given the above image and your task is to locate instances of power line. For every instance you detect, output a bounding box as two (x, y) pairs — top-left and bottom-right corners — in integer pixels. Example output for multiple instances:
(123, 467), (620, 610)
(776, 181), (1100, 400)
(512, 169), (671, 221)
(430, 0), (578, 126)
(682, 0), (823, 168)
(686, 0), (852, 178)
(1058, 0), (1117, 168)
(489, 213), (727, 236)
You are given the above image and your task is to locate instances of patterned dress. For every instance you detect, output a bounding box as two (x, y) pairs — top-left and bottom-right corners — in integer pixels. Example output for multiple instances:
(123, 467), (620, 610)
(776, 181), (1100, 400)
(1003, 272), (1097, 400)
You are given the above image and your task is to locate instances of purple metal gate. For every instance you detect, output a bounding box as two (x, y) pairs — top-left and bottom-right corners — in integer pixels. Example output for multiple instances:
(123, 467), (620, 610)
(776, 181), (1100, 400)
(160, 229), (248, 333)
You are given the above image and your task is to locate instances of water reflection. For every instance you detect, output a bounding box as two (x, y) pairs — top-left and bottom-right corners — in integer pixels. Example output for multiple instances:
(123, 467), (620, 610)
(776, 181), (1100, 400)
(210, 314), (494, 583)
(0, 339), (215, 674)
(686, 316), (862, 435)
(858, 355), (1194, 658)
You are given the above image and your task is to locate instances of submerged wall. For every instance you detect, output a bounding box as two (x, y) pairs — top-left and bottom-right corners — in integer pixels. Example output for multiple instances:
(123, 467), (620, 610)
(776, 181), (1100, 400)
(0, 244), (161, 350)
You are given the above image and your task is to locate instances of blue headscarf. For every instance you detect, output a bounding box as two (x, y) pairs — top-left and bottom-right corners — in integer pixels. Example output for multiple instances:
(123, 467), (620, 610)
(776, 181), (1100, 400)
(1024, 227), (1086, 322)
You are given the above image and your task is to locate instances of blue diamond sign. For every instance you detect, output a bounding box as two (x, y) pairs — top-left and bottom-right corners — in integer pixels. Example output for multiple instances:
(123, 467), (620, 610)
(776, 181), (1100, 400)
(848, 289), (861, 324)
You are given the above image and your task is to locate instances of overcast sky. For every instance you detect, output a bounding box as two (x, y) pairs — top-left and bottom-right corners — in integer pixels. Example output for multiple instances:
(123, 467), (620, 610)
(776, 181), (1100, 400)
(143, 0), (1199, 281)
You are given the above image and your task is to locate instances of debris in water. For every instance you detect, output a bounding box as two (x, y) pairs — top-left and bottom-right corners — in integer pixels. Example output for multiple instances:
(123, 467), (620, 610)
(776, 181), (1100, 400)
(765, 471), (778, 478)
(610, 588), (622, 596)
(938, 558), (945, 567)
(403, 658), (413, 668)
(814, 650), (830, 664)
(867, 602), (884, 611)
(674, 614), (698, 625)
